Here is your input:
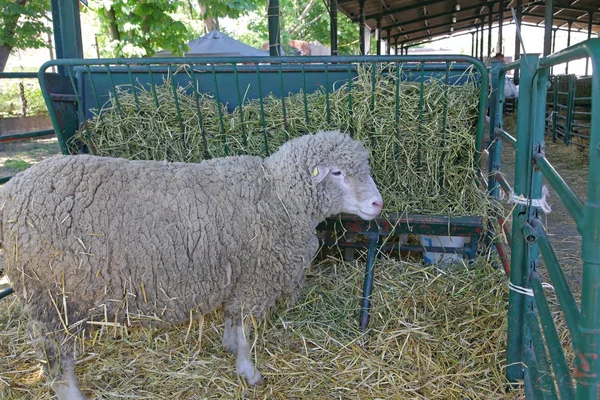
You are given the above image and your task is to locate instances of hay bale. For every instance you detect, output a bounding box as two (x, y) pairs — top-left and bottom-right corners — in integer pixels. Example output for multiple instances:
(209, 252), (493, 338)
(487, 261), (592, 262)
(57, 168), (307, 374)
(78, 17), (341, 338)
(71, 64), (496, 217)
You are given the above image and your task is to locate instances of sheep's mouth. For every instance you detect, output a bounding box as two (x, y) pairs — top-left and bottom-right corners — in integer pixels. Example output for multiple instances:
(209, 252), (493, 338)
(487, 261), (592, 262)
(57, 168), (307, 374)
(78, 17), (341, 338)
(357, 209), (381, 220)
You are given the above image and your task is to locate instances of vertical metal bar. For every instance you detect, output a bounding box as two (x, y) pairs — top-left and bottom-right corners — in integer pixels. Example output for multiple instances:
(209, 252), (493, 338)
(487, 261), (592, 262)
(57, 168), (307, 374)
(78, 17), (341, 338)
(576, 45), (600, 400)
(211, 64), (227, 154)
(386, 28), (391, 55)
(188, 65), (209, 158)
(475, 25), (479, 58)
(329, 0), (338, 56)
(543, 0), (554, 57)
(168, 65), (185, 135)
(488, 61), (504, 198)
(506, 53), (539, 383)
(146, 66), (159, 108)
(525, 306), (559, 398)
(480, 18), (485, 60)
(254, 63), (268, 155)
(233, 64), (247, 146)
(360, 226), (379, 331)
(105, 64), (121, 112)
(347, 64), (354, 137)
(359, 0), (366, 55)
(552, 76), (558, 142)
(487, 4), (493, 60)
(394, 62), (401, 160)
(324, 63), (331, 125)
(471, 32), (475, 57)
(125, 65), (140, 112)
(585, 12), (592, 75)
(376, 16), (382, 56)
(52, 0), (83, 75)
(439, 62), (450, 189)
(514, 0), (522, 84)
(565, 74), (576, 145)
(394, 37), (398, 55)
(498, 0), (504, 54)
(565, 22), (572, 74)
(278, 63), (288, 135)
(268, 0), (281, 56)
(417, 62), (425, 168)
(302, 63), (309, 127)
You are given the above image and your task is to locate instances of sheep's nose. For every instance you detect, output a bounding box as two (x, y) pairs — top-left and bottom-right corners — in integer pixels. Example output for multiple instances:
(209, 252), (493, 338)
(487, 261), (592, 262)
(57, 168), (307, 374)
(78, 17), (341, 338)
(372, 199), (383, 211)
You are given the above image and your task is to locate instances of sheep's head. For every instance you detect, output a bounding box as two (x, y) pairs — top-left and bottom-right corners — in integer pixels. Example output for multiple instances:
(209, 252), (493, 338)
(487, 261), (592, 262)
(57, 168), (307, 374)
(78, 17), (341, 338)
(266, 130), (383, 223)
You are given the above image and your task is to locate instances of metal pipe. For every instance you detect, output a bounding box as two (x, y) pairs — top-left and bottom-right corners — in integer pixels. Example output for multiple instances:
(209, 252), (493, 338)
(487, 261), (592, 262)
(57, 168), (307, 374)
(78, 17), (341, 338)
(471, 31), (475, 56)
(566, 21), (572, 74)
(487, 4), (493, 59)
(386, 27), (391, 55)
(543, 0), (554, 56)
(329, 0), (338, 56)
(514, 0), (521, 84)
(376, 16), (382, 55)
(475, 24), (479, 58)
(498, 0), (504, 53)
(359, 0), (366, 55)
(267, 0), (281, 56)
(586, 12), (592, 75)
(480, 17), (485, 60)
(506, 54), (539, 383)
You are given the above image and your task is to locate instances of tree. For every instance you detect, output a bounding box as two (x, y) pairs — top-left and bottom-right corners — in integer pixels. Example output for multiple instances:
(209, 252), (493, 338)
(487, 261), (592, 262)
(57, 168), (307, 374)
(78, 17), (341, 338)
(241, 0), (360, 55)
(196, 0), (261, 34)
(95, 0), (192, 57)
(0, 0), (51, 72)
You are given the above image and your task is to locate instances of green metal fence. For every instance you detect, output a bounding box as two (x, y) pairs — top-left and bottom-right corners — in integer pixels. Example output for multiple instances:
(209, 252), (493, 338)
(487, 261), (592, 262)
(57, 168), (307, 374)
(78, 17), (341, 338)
(489, 38), (600, 398)
(546, 74), (593, 148)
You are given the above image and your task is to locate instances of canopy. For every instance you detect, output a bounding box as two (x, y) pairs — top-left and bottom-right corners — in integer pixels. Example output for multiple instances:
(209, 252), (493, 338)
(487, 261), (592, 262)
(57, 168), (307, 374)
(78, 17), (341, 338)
(155, 30), (268, 57)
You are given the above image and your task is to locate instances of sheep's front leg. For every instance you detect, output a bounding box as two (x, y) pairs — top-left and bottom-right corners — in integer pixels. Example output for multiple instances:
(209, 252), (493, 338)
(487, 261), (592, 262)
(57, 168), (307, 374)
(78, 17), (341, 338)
(235, 324), (264, 385)
(44, 343), (87, 400)
(222, 318), (237, 354)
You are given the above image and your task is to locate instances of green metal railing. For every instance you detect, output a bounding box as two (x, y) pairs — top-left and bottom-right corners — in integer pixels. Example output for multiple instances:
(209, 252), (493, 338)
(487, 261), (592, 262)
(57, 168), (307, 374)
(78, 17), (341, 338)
(546, 74), (593, 147)
(489, 39), (600, 399)
(0, 72), (56, 184)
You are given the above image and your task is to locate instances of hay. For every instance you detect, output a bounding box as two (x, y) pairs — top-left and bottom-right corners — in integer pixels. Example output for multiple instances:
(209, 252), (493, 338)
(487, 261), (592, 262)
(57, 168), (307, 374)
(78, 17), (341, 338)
(1, 254), (526, 399)
(71, 64), (498, 217)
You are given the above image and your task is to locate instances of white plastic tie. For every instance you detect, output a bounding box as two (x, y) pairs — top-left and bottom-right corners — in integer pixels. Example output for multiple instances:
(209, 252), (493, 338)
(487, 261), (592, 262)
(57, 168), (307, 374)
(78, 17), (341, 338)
(508, 281), (554, 297)
(507, 185), (552, 214)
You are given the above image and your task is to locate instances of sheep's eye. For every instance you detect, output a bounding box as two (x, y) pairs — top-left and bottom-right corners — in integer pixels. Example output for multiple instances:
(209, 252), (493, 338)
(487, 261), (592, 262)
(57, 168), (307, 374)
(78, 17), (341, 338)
(331, 171), (343, 176)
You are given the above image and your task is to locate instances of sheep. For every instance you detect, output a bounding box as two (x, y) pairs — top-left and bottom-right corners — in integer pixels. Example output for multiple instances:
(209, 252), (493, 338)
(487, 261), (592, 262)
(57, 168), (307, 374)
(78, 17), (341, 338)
(0, 130), (383, 399)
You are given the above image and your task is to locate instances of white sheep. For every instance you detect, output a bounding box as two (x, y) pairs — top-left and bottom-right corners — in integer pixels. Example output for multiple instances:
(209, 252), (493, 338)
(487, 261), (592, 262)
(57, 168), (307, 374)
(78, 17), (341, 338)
(0, 130), (383, 399)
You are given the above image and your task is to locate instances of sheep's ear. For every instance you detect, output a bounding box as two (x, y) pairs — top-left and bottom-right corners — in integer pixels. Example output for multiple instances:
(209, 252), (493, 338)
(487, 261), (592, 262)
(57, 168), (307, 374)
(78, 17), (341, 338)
(310, 165), (330, 183)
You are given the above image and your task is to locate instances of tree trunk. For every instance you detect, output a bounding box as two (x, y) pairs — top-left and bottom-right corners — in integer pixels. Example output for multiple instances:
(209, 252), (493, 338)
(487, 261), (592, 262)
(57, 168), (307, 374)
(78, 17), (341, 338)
(0, 46), (11, 73)
(0, 0), (28, 73)
(103, 7), (121, 41)
(197, 3), (219, 33)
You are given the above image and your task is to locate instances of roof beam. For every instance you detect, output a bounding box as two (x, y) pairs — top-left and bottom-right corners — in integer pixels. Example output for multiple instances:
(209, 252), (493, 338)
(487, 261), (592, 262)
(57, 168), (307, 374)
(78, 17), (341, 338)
(523, 12), (600, 27)
(526, 0), (599, 14)
(350, 0), (448, 22)
(390, 9), (507, 40)
(380, 0), (497, 33)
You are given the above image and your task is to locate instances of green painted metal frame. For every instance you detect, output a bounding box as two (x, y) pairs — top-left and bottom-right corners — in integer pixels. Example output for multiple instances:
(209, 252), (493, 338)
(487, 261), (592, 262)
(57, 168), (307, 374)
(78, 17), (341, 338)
(490, 38), (600, 399)
(36, 54), (489, 329)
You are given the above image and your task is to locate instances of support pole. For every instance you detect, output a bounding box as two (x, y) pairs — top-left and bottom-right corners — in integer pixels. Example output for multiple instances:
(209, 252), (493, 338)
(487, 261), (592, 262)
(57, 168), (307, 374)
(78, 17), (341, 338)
(543, 0), (554, 57)
(566, 21), (572, 74)
(487, 3), (493, 59)
(50, 0), (83, 75)
(498, 0), (504, 54)
(376, 16), (382, 55)
(394, 37), (398, 55)
(267, 0), (281, 56)
(359, 0), (366, 55)
(329, 0), (338, 56)
(475, 24), (479, 59)
(514, 0), (522, 84)
(480, 17), (485, 60)
(471, 31), (475, 57)
(386, 27), (391, 55)
(586, 12), (592, 75)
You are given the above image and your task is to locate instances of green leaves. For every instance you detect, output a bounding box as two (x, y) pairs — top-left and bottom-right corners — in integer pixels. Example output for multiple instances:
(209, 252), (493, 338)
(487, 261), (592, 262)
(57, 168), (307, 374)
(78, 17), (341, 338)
(0, 0), (50, 51)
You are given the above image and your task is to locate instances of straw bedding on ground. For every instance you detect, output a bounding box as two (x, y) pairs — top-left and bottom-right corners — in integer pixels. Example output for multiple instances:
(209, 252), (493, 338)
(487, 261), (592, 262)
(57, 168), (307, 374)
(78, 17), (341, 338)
(71, 64), (496, 218)
(1, 254), (527, 399)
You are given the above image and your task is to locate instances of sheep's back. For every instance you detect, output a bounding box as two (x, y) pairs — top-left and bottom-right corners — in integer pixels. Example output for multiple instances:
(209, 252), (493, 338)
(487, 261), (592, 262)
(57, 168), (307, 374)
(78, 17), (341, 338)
(1, 154), (268, 327)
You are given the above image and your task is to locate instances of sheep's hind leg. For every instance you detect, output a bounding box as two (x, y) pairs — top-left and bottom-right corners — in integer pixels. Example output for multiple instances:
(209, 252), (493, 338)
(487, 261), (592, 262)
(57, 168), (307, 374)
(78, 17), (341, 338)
(222, 318), (237, 354)
(41, 336), (87, 400)
(235, 323), (264, 385)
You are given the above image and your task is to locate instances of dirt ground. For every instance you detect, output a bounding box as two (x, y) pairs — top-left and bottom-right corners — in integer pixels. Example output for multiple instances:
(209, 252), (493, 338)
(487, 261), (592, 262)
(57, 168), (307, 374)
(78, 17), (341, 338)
(0, 138), (62, 181)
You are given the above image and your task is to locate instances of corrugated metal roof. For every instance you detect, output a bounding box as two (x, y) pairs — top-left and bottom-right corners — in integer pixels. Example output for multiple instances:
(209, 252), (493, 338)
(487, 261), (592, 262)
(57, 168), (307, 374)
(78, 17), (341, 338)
(336, 0), (600, 47)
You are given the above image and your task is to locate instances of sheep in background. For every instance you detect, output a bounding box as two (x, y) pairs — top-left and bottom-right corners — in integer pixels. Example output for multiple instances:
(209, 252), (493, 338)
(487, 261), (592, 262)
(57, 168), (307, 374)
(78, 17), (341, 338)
(0, 130), (383, 399)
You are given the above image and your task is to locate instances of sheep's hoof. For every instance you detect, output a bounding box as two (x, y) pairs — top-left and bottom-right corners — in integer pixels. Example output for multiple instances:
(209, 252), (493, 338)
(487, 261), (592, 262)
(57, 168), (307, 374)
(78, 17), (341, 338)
(246, 372), (265, 386)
